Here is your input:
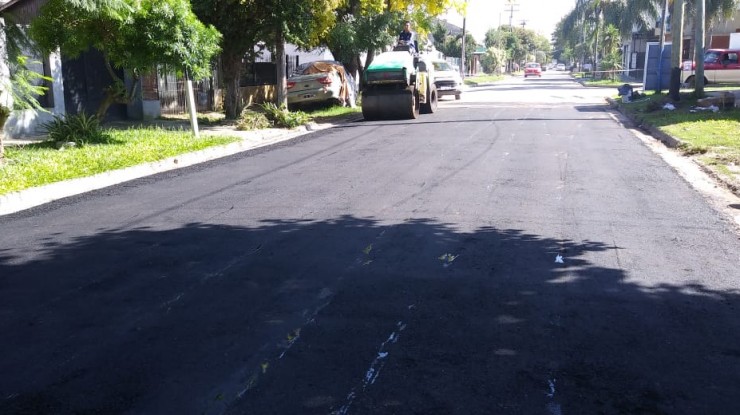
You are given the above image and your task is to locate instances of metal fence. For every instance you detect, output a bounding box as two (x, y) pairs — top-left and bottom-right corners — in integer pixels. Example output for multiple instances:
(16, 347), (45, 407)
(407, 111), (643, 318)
(156, 55), (299, 115)
(158, 72), (217, 115)
(240, 55), (299, 86)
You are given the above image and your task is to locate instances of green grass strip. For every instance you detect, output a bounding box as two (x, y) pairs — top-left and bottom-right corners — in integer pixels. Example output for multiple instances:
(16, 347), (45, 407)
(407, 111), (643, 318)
(0, 127), (239, 195)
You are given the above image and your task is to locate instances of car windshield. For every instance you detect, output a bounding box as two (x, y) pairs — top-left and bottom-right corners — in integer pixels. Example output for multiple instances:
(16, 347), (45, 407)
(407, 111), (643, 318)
(526, 63), (539, 68)
(433, 61), (453, 71)
(704, 52), (721, 64)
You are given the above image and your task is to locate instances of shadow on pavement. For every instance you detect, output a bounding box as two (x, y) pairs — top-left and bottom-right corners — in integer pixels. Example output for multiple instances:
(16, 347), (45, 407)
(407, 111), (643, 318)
(1, 217), (739, 414)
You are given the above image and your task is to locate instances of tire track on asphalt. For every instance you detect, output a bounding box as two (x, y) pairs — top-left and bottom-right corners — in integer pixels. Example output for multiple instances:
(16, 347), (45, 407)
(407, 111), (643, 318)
(383, 115), (503, 213)
(117, 124), (387, 229)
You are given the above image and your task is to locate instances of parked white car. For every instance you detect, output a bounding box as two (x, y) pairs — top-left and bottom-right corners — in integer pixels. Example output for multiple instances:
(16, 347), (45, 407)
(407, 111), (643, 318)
(432, 61), (463, 100)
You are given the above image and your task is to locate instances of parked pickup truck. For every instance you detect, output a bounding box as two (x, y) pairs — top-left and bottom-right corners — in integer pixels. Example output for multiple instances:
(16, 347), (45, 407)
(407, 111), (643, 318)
(682, 49), (740, 86)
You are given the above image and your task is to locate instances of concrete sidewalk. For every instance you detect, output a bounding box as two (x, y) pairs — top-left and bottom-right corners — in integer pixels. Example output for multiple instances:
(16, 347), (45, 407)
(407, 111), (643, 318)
(0, 117), (361, 216)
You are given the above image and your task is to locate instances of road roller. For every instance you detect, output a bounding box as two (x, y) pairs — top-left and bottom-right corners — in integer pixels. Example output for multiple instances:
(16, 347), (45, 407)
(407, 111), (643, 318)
(361, 44), (438, 120)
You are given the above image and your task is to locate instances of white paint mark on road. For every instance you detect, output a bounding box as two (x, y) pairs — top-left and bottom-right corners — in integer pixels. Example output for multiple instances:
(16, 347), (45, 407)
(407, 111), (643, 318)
(335, 321), (407, 414)
(363, 352), (390, 386)
(335, 392), (356, 415)
(546, 378), (564, 415)
(547, 379), (556, 398)
(548, 401), (563, 415)
(555, 255), (564, 263)
(279, 328), (301, 359)
(161, 292), (184, 313)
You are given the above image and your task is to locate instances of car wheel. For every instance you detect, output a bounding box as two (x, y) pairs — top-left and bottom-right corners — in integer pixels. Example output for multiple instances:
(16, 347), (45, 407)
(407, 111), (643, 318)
(455, 94), (461, 100)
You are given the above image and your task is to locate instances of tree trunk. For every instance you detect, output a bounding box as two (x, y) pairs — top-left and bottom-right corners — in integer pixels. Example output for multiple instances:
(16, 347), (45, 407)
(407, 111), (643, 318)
(0, 107), (9, 163)
(221, 54), (243, 119)
(275, 26), (287, 108)
(344, 55), (359, 78)
(694, 0), (706, 96)
(669, 0), (685, 101)
(96, 78), (138, 120)
(352, 54), (363, 86)
(97, 58), (131, 120)
(361, 49), (376, 90)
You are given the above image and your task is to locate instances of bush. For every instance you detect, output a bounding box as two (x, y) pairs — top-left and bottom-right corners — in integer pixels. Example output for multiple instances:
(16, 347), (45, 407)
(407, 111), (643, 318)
(42, 113), (110, 146)
(260, 102), (311, 129)
(236, 107), (271, 131)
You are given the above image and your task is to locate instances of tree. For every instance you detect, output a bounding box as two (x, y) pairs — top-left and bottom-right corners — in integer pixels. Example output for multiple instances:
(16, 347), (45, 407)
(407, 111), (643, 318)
(443, 32), (477, 72)
(554, 0), (739, 77)
(0, 16), (51, 163)
(485, 26), (549, 71)
(323, 0), (456, 90)
(598, 24), (623, 79)
(555, 0), (660, 71)
(30, 0), (221, 119)
(191, 0), (267, 119)
(321, 0), (406, 85)
(481, 46), (507, 73)
(261, 0), (341, 108)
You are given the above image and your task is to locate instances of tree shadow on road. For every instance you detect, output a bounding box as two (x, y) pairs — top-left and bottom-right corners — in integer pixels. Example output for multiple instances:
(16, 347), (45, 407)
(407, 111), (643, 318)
(1, 216), (739, 414)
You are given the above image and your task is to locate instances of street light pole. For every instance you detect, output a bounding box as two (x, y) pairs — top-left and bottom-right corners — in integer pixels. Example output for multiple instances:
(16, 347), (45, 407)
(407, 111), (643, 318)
(461, 6), (466, 78)
(460, 0), (468, 78)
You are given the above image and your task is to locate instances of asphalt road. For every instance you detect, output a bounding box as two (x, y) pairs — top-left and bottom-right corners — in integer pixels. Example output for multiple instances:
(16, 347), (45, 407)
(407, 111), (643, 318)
(2, 71), (740, 414)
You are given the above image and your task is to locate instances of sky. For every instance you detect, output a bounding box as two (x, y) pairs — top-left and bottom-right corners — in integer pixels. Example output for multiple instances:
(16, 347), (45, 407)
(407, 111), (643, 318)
(441, 0), (577, 43)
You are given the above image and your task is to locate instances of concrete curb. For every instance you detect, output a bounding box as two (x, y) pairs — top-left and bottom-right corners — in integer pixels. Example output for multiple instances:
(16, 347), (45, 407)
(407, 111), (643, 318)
(0, 117), (361, 216)
(606, 97), (740, 198)
(606, 97), (682, 148)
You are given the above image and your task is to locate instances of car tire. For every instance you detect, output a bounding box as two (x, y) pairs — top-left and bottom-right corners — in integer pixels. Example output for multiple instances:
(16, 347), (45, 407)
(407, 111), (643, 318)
(455, 94), (461, 100)
(685, 75), (710, 88)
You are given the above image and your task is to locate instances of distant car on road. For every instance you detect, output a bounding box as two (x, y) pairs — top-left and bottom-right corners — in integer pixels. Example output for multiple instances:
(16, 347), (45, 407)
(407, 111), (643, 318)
(432, 60), (463, 100)
(556, 63), (566, 71)
(287, 61), (357, 109)
(524, 62), (542, 78)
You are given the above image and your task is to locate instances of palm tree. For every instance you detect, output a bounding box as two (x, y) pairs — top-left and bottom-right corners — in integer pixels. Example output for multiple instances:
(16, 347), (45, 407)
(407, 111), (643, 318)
(688, 0), (740, 25)
(557, 0), (661, 70)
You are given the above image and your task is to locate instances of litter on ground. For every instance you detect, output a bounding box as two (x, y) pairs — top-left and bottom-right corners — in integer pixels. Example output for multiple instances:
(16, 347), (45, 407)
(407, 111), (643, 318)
(689, 105), (719, 113)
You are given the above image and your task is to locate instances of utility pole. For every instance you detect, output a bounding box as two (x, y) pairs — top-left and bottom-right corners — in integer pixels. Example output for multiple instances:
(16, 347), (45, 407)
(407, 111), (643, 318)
(694, 0), (706, 96)
(504, 0), (519, 31)
(669, 0), (685, 100)
(461, 11), (466, 78)
(504, 0), (519, 72)
(520, 20), (527, 30)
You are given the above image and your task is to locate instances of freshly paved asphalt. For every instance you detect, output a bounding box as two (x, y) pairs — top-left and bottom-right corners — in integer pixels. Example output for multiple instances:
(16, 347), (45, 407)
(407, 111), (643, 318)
(2, 72), (740, 414)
